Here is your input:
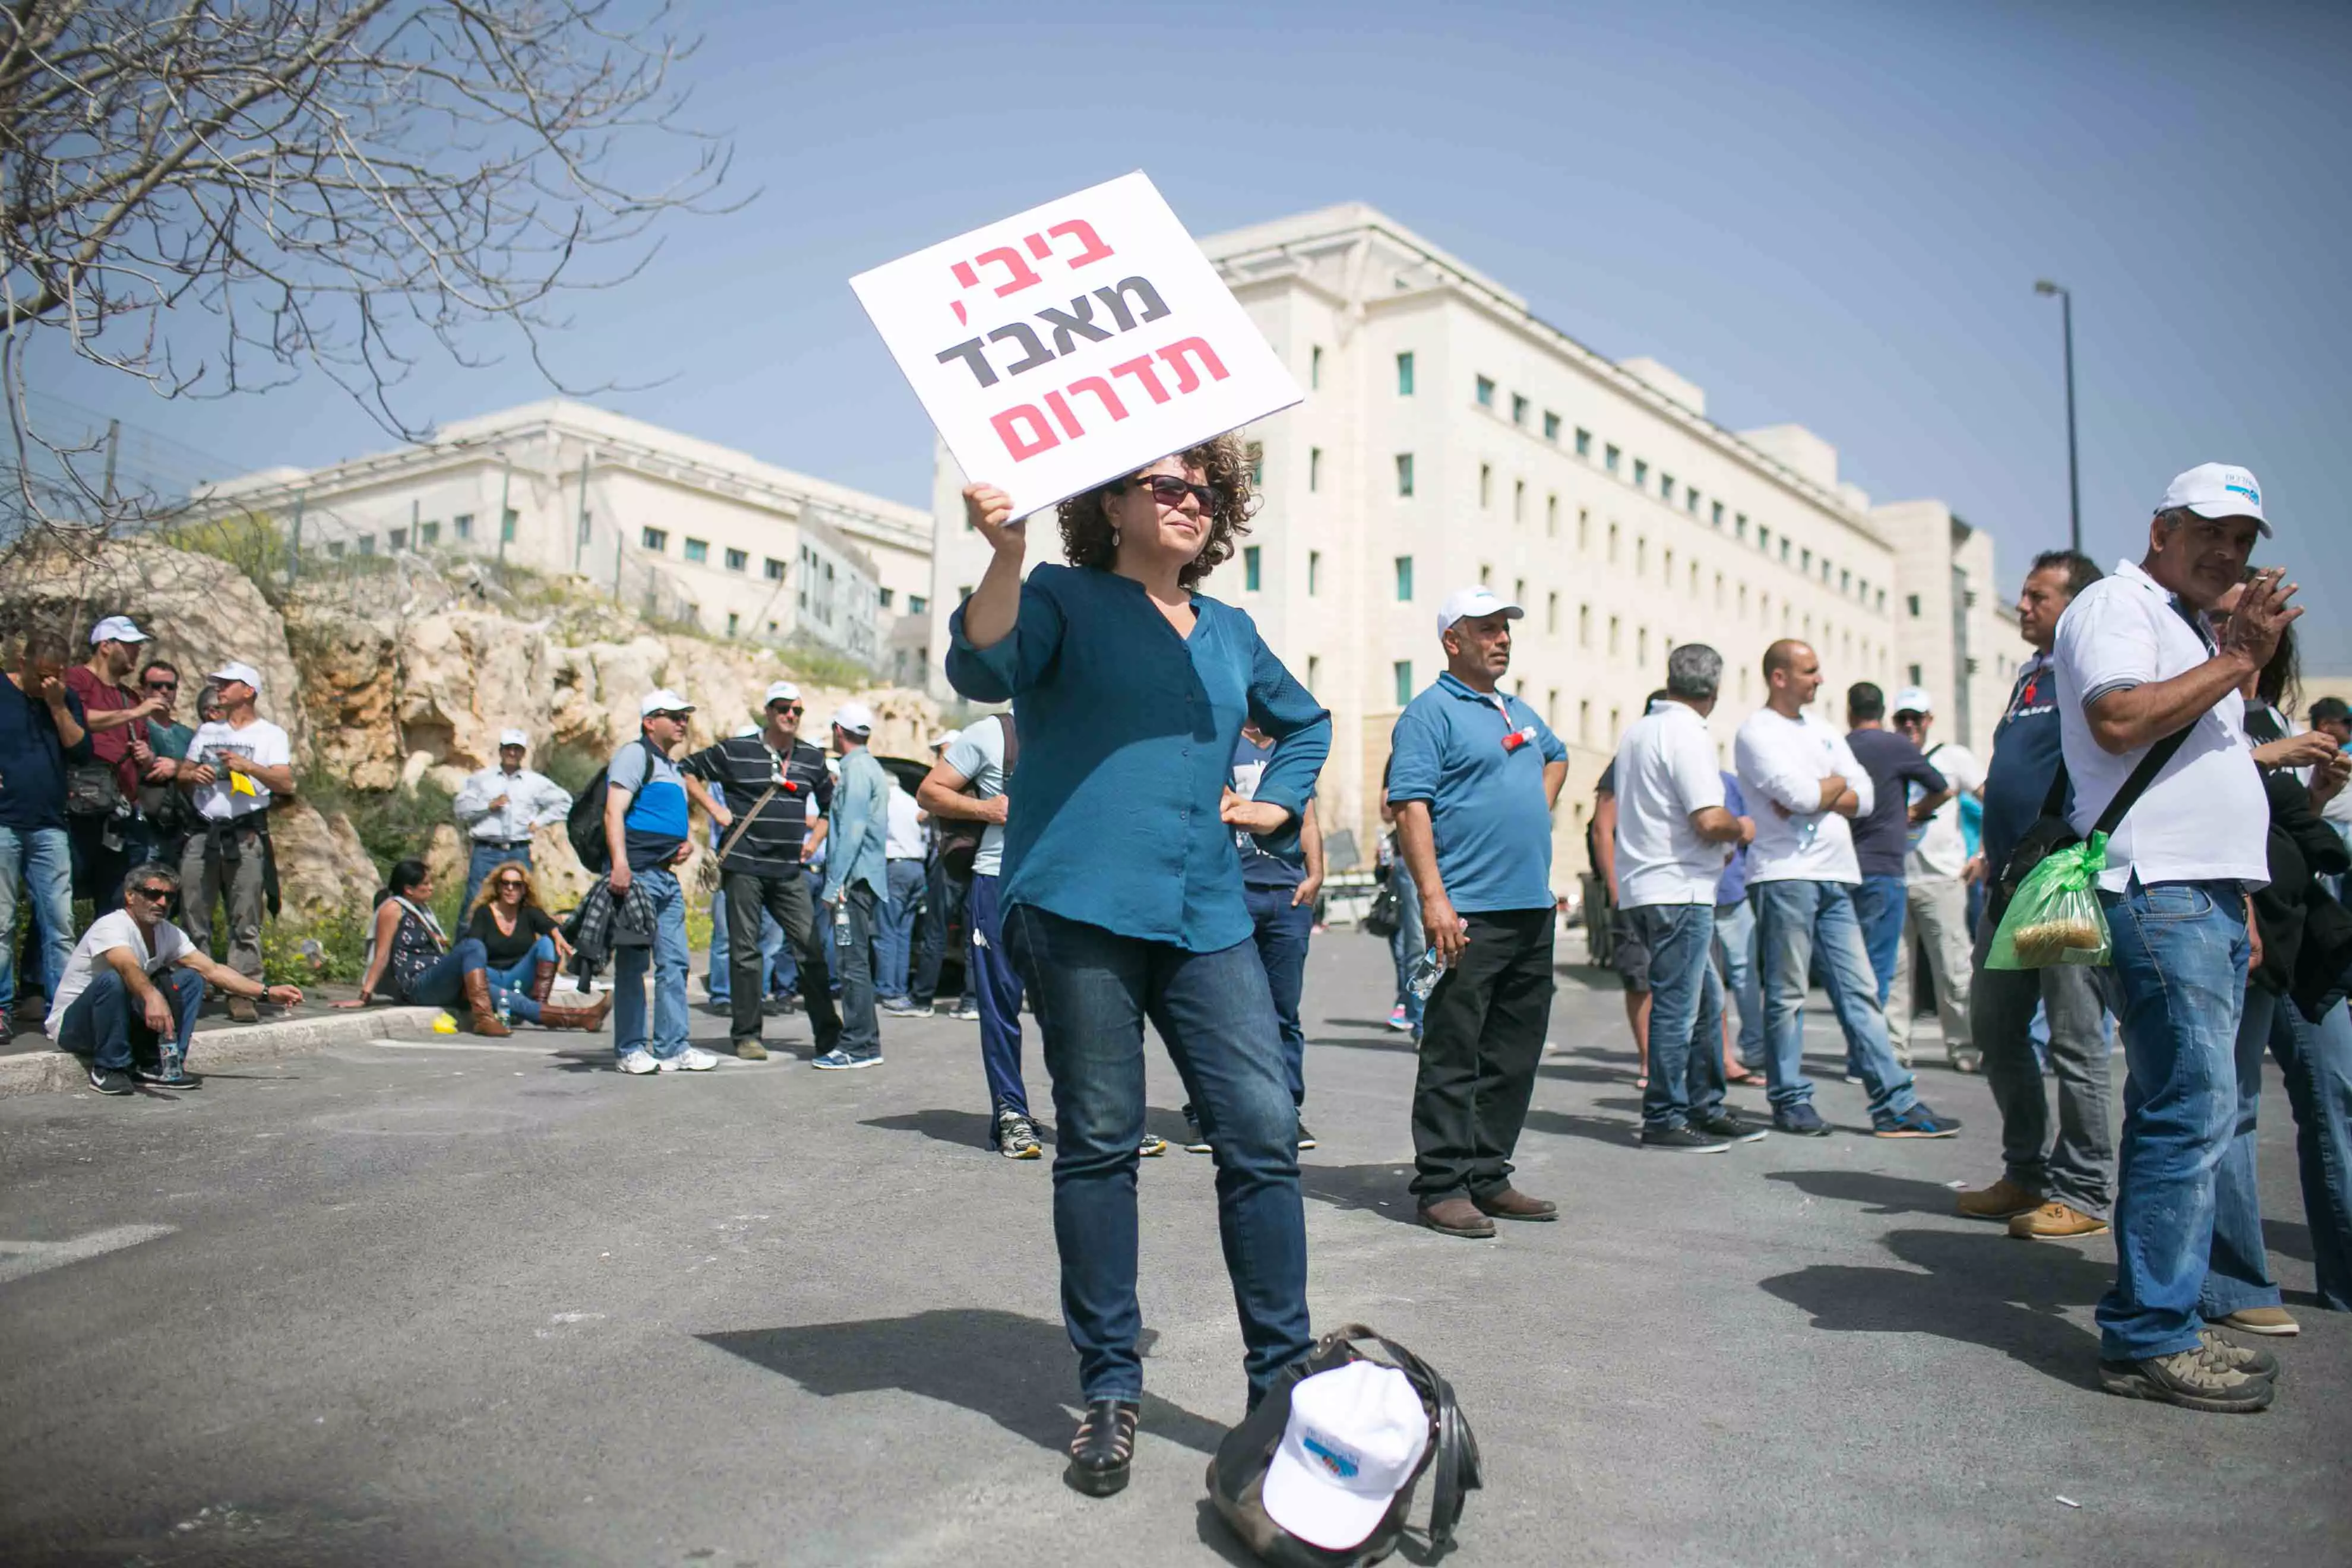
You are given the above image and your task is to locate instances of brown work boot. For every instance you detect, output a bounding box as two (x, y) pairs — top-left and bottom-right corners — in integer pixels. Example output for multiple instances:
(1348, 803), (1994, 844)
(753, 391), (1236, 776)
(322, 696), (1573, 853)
(2008, 1200), (2109, 1240)
(461, 970), (513, 1037)
(1474, 1187), (1558, 1222)
(733, 1037), (769, 1061)
(1417, 1197), (1496, 1239)
(1955, 1178), (2040, 1221)
(2215, 1307), (2299, 1338)
(535, 994), (612, 1032)
(530, 959), (558, 1004)
(227, 996), (259, 1024)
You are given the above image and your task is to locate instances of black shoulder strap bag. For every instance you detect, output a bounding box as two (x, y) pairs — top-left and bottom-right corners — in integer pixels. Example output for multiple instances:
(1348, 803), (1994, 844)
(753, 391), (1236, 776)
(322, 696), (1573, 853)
(1989, 725), (2194, 928)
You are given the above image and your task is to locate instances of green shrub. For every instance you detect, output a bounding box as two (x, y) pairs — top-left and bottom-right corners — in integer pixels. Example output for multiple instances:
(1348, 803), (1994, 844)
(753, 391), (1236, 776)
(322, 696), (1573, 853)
(262, 907), (369, 985)
(300, 767), (457, 880)
(536, 738), (606, 798)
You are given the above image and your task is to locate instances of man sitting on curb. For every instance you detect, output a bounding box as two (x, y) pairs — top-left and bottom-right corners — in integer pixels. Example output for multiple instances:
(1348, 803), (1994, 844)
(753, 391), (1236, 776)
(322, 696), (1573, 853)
(47, 861), (303, 1093)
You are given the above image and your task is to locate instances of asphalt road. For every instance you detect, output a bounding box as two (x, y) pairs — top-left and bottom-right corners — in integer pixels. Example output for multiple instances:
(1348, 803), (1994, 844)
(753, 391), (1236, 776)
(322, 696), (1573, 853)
(1, 931), (2344, 1567)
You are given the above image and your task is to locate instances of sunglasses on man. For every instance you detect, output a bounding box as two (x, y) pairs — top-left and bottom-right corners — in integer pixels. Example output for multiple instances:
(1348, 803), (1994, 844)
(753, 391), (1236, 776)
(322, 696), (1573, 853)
(1130, 475), (1222, 512)
(128, 884), (175, 903)
(767, 702), (805, 717)
(144, 678), (178, 693)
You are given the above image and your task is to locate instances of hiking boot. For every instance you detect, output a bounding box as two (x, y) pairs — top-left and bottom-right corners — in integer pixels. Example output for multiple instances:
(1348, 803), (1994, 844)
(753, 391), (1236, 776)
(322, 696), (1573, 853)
(1066, 1398), (1139, 1497)
(994, 1109), (1043, 1160)
(733, 1037), (769, 1061)
(1640, 1124), (1731, 1153)
(1873, 1103), (1962, 1139)
(1773, 1103), (1831, 1137)
(1956, 1178), (2041, 1221)
(2009, 1200), (2109, 1240)
(1690, 1107), (1769, 1143)
(2097, 1342), (2277, 1413)
(2216, 1307), (2299, 1338)
(2201, 1329), (2281, 1382)
(1181, 1107), (1212, 1154)
(1472, 1187), (1557, 1221)
(227, 996), (259, 1024)
(1417, 1197), (1496, 1238)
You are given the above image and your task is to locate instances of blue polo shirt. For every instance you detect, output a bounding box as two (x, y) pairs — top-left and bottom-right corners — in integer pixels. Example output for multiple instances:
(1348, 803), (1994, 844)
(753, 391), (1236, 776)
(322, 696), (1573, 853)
(1387, 672), (1568, 913)
(945, 563), (1330, 953)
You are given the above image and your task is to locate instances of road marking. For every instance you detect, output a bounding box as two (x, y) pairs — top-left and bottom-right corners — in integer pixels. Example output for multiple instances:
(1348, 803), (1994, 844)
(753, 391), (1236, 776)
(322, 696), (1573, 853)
(371, 1039), (575, 1055)
(0, 1224), (176, 1285)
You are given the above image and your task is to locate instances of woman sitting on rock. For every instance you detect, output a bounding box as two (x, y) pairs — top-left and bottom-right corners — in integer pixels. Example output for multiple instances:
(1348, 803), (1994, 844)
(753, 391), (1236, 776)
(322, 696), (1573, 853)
(338, 859), (606, 1033)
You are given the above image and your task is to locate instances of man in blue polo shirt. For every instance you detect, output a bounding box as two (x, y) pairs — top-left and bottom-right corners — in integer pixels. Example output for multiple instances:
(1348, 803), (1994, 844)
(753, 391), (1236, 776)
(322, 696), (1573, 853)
(605, 689), (714, 1075)
(1390, 587), (1569, 1238)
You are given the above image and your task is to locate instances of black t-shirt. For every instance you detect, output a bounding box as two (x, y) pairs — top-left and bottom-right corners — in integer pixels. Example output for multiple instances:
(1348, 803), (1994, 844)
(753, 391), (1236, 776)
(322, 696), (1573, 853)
(467, 903), (558, 969)
(1844, 728), (1947, 880)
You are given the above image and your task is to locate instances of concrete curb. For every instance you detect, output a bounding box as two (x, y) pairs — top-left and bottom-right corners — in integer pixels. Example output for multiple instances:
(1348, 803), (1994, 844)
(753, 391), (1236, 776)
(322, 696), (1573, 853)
(0, 1007), (448, 1098)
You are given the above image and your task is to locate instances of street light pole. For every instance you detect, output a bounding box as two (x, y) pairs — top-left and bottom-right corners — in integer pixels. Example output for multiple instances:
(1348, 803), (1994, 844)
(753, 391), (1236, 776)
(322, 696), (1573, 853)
(2034, 279), (2081, 554)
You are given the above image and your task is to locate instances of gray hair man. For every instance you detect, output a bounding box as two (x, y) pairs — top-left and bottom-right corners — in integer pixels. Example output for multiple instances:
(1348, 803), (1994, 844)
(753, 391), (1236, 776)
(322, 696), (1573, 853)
(176, 661), (294, 1022)
(452, 729), (573, 911)
(1608, 644), (1760, 1149)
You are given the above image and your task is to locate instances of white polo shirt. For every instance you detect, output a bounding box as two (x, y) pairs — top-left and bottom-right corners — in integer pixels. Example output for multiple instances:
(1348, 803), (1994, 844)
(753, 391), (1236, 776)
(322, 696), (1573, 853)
(2051, 558), (2268, 894)
(1611, 698), (1731, 907)
(1734, 707), (1876, 886)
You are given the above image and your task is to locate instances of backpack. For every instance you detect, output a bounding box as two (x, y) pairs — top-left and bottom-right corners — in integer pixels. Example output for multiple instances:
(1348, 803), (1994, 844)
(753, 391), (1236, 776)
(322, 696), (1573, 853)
(938, 713), (1017, 878)
(1207, 1324), (1480, 1567)
(565, 737), (656, 876)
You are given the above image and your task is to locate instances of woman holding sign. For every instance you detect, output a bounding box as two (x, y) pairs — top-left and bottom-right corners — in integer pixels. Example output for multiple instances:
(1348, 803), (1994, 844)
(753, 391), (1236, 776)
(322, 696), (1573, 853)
(946, 434), (1329, 1497)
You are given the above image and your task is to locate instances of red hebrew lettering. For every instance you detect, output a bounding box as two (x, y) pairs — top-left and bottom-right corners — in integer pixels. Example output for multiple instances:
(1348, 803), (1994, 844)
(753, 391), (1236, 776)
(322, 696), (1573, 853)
(991, 405), (1060, 461)
(974, 246), (1044, 297)
(1048, 219), (1115, 268)
(1066, 376), (1130, 422)
(1109, 355), (1172, 406)
(1025, 233), (1052, 260)
(1043, 390), (1085, 440)
(951, 261), (978, 289)
(1156, 337), (1230, 394)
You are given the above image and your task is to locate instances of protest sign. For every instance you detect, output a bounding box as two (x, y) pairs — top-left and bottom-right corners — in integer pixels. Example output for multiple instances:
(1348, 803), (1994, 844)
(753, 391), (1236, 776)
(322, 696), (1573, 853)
(851, 171), (1303, 520)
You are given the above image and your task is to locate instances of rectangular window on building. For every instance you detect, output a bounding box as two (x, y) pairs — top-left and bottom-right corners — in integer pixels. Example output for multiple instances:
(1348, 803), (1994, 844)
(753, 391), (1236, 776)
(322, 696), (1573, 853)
(1800, 546), (1812, 574)
(1579, 603), (1592, 647)
(1311, 344), (1323, 390)
(1308, 550), (1322, 595)
(1608, 615), (1621, 656)
(1397, 352), (1415, 396)
(1510, 393), (1528, 425)
(1513, 478), (1525, 521)
(1634, 459), (1649, 489)
(1578, 507), (1590, 552)
(1908, 663), (1924, 684)
(641, 527), (667, 552)
(878, 587), (894, 609)
(1479, 463), (1492, 507)
(1478, 562), (1492, 587)
(726, 612), (740, 637)
(1244, 546), (1262, 592)
(1840, 568), (1851, 593)
(1877, 588), (1888, 613)
(1576, 428), (1592, 458)
(911, 595), (929, 614)
(1547, 688), (1559, 726)
(1609, 706), (1622, 744)
(1907, 594), (1922, 617)
(1307, 655), (1320, 690)
(384, 527), (406, 551)
(1659, 473), (1673, 504)
(453, 514), (473, 541)
(1475, 375), (1495, 408)
(1605, 444), (1620, 474)
(1735, 513), (1747, 541)
(1546, 494), (1559, 537)
(1514, 576), (1526, 608)
(1544, 411), (1561, 442)
(1393, 660), (1414, 706)
(1636, 537), (1648, 574)
(725, 548), (747, 572)
(764, 557), (786, 581)
(1607, 521), (1619, 562)
(1638, 627), (1649, 665)
(1579, 700), (1592, 744)
(684, 538), (709, 564)
(334, 539), (353, 558)
(1687, 489), (1701, 515)
(1309, 447), (1322, 492)
(1547, 592), (1559, 633)
(1396, 453), (1415, 497)
(1246, 441), (1264, 486)
(1395, 556), (1414, 600)
(1758, 525), (1772, 552)
(501, 508), (519, 542)
(1711, 501), (1724, 528)
(419, 520), (440, 546)
(1779, 538), (1791, 562)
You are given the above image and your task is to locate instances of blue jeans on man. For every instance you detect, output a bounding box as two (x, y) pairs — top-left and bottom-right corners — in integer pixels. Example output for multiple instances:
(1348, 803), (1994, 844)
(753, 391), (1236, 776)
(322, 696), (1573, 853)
(1387, 857), (1427, 1030)
(968, 872), (1028, 1117)
(2240, 985), (2352, 1310)
(827, 883), (883, 1060)
(1002, 903), (1310, 1409)
(877, 858), (927, 1001)
(2095, 879), (2266, 1362)
(1714, 897), (1765, 1070)
(56, 965), (205, 1070)
(0, 826), (74, 1018)
(1627, 902), (1725, 1131)
(612, 867), (690, 1061)
(1753, 879), (1919, 1121)
(1851, 872), (1908, 1006)
(463, 839), (532, 915)
(1244, 883), (1312, 1108)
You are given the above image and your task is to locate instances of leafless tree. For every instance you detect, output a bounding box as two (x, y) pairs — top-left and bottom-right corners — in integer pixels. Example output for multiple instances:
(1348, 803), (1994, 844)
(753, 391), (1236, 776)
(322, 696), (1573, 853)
(1, 0), (739, 550)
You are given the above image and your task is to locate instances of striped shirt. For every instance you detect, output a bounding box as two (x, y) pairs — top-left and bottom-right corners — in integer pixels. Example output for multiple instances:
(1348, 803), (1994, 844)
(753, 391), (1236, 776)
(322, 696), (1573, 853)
(679, 735), (834, 880)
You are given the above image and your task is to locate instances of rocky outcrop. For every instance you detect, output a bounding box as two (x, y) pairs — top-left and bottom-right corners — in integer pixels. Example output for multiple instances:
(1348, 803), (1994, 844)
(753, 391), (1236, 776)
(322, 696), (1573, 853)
(270, 801), (381, 919)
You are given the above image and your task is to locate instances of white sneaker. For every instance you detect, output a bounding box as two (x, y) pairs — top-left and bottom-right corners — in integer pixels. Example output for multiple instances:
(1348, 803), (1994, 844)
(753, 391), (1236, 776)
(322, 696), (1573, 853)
(659, 1047), (720, 1073)
(617, 1049), (659, 1075)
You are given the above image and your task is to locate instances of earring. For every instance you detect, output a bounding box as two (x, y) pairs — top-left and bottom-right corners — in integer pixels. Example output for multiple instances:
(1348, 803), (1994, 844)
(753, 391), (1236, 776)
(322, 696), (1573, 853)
(1111, 526), (1123, 547)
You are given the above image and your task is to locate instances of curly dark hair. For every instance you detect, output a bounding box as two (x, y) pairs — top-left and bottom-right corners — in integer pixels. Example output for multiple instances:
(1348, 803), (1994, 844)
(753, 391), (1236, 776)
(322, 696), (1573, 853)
(1055, 432), (1257, 590)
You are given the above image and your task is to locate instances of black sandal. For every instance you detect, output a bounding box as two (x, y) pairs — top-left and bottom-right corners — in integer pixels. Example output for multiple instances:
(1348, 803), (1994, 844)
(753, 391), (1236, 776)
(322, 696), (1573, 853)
(1066, 1398), (1139, 1496)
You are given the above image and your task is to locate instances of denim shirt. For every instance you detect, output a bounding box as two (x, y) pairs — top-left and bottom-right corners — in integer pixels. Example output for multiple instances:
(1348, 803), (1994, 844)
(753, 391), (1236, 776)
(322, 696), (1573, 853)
(821, 747), (890, 905)
(946, 563), (1330, 953)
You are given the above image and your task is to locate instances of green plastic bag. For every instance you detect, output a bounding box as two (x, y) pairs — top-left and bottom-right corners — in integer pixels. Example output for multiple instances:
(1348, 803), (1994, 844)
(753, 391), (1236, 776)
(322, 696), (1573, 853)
(1988, 832), (2111, 970)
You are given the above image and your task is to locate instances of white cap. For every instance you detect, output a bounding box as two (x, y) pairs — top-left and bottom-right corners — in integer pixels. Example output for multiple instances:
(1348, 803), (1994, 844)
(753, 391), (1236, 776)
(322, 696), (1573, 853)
(498, 728), (529, 748)
(639, 688), (694, 717)
(90, 615), (150, 646)
(1891, 687), (1933, 716)
(208, 660), (263, 694)
(763, 679), (802, 707)
(1262, 1362), (1430, 1551)
(929, 729), (962, 751)
(2160, 463), (2269, 537)
(832, 700), (874, 735)
(1436, 587), (1524, 635)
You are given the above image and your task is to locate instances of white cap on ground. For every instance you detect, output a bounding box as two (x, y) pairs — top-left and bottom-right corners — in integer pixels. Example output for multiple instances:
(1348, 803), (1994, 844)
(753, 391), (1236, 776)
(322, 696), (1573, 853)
(929, 729), (962, 751)
(2160, 463), (2269, 537)
(90, 615), (150, 646)
(498, 728), (529, 748)
(1436, 587), (1524, 635)
(1891, 687), (1933, 716)
(832, 700), (875, 735)
(1262, 1362), (1430, 1551)
(763, 679), (802, 706)
(639, 688), (694, 717)
(208, 660), (263, 694)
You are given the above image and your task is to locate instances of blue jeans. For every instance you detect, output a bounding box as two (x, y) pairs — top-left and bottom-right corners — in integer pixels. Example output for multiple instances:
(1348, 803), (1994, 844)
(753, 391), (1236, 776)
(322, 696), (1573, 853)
(969, 873), (1028, 1116)
(1753, 879), (1918, 1120)
(1002, 904), (1311, 1408)
(877, 858), (927, 1000)
(2243, 986), (2352, 1310)
(1851, 873), (1908, 1006)
(483, 935), (554, 1025)
(1245, 883), (1311, 1107)
(57, 966), (205, 1070)
(0, 826), (74, 1013)
(827, 883), (881, 1058)
(463, 840), (533, 915)
(1387, 858), (1426, 1027)
(1627, 903), (1724, 1130)
(398, 937), (542, 1023)
(613, 868), (689, 1061)
(913, 861), (970, 1009)
(2095, 879), (2262, 1362)
(1714, 897), (1765, 1068)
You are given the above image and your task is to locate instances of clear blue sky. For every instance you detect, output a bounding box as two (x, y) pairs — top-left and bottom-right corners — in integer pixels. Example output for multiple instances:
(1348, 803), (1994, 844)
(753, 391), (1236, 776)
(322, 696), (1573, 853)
(43, 0), (2352, 668)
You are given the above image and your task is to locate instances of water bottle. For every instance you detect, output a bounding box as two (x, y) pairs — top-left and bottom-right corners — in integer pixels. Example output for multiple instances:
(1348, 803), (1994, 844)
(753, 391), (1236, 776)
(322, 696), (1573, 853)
(1407, 948), (1446, 1001)
(495, 994), (513, 1029)
(161, 1039), (184, 1083)
(833, 899), (852, 950)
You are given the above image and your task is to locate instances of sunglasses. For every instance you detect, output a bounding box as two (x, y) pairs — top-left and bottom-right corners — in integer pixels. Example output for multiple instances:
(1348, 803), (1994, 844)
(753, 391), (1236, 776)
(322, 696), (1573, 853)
(144, 679), (178, 693)
(495, 878), (527, 890)
(129, 885), (175, 902)
(768, 703), (805, 717)
(649, 710), (691, 723)
(1130, 475), (1221, 512)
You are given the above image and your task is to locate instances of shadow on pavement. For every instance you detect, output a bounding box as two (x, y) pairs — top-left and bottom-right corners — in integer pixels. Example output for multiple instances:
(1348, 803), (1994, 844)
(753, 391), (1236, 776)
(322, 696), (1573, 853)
(863, 1108), (1057, 1151)
(1299, 1162), (1421, 1226)
(1758, 1226), (2108, 1387)
(1326, 1017), (1401, 1033)
(1309, 1033), (1420, 1056)
(1534, 1059), (1628, 1086)
(2267, 1217), (2313, 1264)
(1766, 1168), (1972, 1216)
(700, 1308), (1225, 1455)
(1520, 1107), (1638, 1150)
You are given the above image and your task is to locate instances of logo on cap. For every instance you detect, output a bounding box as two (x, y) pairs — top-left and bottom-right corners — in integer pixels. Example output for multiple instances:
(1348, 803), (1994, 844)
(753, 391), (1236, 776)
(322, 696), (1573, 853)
(1303, 1435), (1362, 1480)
